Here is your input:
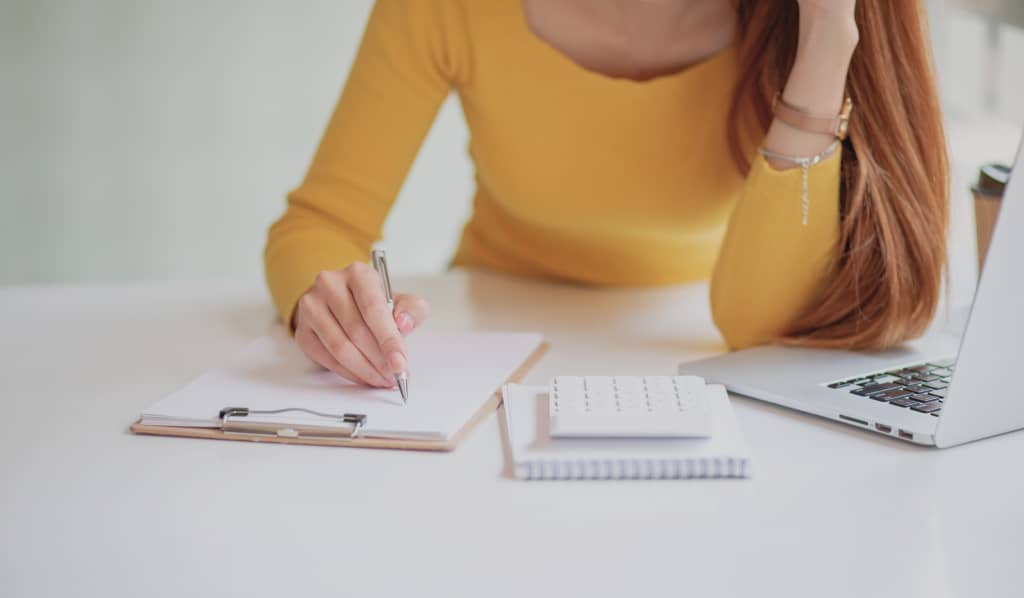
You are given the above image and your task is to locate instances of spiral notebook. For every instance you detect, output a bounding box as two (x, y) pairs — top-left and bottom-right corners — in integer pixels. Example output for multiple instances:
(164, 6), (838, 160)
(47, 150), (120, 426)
(502, 383), (751, 480)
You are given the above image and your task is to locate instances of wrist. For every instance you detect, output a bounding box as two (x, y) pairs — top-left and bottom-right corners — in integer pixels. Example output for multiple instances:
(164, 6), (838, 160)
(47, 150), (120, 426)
(782, 8), (858, 117)
(798, 8), (859, 57)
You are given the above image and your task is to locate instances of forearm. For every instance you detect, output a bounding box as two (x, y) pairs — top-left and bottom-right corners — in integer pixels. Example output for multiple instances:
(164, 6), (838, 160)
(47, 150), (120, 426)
(710, 148), (843, 348)
(262, 0), (466, 327)
(762, 3), (858, 169)
(710, 4), (857, 348)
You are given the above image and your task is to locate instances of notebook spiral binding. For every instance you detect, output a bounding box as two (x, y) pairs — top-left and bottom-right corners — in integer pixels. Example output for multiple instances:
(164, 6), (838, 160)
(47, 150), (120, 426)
(516, 456), (750, 480)
(218, 406), (367, 440)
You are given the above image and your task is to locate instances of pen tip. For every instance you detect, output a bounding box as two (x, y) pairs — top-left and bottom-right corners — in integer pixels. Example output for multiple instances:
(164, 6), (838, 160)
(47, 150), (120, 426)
(397, 375), (409, 404)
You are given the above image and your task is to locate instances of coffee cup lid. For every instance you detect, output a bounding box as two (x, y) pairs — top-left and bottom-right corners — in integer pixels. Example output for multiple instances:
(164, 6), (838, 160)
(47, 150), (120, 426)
(973, 163), (1011, 198)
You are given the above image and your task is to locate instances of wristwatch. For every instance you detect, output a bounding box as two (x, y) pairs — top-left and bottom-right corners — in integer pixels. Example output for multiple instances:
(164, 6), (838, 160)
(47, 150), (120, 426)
(773, 94), (854, 140)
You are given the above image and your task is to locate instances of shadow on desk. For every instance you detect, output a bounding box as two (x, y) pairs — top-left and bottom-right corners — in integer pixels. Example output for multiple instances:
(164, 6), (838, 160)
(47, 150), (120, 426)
(497, 401), (517, 479)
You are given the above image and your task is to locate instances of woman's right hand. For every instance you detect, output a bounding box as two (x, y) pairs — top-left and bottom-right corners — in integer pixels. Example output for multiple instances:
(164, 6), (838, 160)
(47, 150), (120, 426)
(292, 263), (430, 387)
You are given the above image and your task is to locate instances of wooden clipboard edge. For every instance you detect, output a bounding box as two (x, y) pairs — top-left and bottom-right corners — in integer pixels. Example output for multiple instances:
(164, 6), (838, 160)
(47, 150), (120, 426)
(129, 341), (550, 452)
(446, 341), (549, 449)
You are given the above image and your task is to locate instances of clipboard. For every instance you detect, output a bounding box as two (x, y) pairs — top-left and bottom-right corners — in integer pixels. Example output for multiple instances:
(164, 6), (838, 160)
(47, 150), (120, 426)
(130, 341), (549, 451)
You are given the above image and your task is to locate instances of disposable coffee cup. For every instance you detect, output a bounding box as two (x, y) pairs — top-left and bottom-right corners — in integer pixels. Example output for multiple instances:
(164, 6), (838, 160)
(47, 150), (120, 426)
(972, 163), (1011, 272)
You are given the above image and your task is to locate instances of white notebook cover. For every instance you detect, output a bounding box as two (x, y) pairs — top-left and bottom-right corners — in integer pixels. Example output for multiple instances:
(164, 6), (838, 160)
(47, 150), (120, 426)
(141, 328), (544, 441)
(502, 383), (752, 480)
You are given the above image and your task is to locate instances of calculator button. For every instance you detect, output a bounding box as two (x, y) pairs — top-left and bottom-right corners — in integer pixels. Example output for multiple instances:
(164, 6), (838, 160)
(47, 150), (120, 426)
(614, 377), (644, 392)
(550, 376), (714, 438)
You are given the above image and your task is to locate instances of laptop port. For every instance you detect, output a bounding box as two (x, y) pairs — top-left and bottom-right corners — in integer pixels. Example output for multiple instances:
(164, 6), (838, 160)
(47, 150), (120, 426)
(898, 429), (914, 440)
(839, 414), (869, 426)
(875, 423), (892, 434)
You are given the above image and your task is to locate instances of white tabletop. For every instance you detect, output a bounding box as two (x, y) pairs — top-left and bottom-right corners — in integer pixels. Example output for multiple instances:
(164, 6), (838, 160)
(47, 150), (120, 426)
(2, 269), (1021, 597)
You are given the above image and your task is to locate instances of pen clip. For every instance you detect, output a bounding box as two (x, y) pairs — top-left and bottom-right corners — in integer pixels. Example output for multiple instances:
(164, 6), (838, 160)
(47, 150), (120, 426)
(371, 248), (394, 308)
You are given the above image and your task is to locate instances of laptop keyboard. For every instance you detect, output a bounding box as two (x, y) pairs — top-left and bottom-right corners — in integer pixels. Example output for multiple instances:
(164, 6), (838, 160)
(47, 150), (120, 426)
(824, 359), (955, 417)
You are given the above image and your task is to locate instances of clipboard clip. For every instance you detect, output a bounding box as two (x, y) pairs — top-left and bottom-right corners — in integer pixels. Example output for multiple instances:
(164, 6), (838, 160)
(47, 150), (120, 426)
(218, 407), (367, 440)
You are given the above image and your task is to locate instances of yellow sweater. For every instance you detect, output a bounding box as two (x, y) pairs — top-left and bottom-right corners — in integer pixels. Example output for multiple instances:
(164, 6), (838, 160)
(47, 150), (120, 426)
(265, 0), (842, 348)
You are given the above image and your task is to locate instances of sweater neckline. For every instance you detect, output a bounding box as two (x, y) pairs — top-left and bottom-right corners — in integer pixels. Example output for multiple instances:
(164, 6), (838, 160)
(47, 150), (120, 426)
(514, 0), (737, 90)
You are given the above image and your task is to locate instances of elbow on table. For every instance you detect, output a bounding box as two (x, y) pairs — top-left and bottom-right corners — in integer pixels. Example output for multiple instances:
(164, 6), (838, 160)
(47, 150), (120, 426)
(263, 208), (292, 261)
(709, 289), (776, 352)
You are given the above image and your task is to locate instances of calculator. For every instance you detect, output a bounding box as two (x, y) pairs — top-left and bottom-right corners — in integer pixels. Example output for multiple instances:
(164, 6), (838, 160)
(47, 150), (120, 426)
(548, 376), (714, 438)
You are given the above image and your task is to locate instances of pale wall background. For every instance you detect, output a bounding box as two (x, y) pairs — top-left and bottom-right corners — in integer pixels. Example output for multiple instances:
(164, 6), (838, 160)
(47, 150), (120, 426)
(1, 0), (1022, 294)
(1, 0), (473, 283)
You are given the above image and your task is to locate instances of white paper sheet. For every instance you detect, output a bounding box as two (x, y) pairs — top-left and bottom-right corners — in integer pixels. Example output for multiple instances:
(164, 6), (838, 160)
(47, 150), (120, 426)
(141, 328), (544, 440)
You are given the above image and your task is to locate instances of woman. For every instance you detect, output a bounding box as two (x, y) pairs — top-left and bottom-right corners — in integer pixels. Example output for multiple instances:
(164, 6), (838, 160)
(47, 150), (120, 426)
(265, 0), (948, 389)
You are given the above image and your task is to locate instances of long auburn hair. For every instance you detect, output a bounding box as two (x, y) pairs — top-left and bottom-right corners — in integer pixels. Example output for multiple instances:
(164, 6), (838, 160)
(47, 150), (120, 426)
(727, 1), (949, 350)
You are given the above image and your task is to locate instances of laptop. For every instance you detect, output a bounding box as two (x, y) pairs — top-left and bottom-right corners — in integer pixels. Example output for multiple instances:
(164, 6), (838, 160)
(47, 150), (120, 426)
(680, 132), (1023, 448)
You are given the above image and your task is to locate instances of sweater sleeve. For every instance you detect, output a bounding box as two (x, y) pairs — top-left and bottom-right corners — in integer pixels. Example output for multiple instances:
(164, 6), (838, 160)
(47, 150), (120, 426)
(264, 0), (469, 325)
(710, 148), (843, 349)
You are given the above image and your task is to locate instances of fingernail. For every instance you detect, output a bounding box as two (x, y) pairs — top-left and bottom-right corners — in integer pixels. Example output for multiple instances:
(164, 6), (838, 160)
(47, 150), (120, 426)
(396, 312), (415, 334)
(389, 351), (406, 373)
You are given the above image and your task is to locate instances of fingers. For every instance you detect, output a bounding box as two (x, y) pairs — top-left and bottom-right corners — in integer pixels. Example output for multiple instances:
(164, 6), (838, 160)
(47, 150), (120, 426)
(294, 290), (393, 388)
(393, 293), (430, 335)
(295, 327), (363, 385)
(293, 264), (428, 389)
(346, 263), (408, 374)
(317, 273), (392, 381)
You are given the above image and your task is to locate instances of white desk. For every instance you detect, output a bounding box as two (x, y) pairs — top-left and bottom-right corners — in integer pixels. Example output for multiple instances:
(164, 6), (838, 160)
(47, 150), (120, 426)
(2, 270), (1020, 597)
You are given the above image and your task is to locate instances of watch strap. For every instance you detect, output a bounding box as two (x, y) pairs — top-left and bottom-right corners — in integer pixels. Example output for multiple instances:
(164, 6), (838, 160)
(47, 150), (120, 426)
(773, 94), (853, 140)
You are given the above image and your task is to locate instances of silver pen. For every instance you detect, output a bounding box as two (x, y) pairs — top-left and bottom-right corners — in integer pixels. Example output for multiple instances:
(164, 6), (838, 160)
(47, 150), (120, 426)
(371, 248), (409, 405)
